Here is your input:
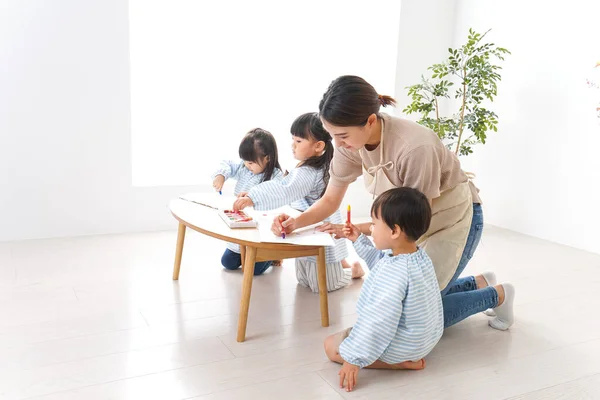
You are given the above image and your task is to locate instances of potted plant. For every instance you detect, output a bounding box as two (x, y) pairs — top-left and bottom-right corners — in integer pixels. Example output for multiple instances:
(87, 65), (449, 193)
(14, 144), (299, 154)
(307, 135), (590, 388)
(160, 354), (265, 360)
(403, 29), (511, 156)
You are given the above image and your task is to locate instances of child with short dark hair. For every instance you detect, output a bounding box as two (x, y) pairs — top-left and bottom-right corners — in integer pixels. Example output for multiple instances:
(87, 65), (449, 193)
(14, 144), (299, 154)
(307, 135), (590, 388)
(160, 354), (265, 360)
(324, 187), (443, 392)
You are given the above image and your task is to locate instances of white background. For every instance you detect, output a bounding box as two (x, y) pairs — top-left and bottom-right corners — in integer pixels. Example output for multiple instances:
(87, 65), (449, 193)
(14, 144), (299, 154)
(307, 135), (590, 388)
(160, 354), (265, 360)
(130, 0), (401, 185)
(2, 0), (599, 255)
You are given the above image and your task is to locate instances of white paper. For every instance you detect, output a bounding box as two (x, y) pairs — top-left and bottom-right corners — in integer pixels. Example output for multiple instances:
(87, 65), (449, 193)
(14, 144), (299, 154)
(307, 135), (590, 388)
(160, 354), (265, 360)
(258, 222), (335, 247)
(179, 192), (238, 210)
(246, 205), (302, 224)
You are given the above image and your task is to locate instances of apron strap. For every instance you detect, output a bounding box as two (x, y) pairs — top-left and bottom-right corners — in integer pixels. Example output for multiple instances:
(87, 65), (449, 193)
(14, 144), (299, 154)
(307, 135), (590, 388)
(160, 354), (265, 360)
(367, 161), (394, 174)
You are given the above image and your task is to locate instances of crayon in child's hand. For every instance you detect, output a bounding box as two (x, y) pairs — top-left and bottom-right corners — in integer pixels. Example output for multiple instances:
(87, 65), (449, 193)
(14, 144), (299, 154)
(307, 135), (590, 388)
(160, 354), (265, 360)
(347, 205), (351, 224)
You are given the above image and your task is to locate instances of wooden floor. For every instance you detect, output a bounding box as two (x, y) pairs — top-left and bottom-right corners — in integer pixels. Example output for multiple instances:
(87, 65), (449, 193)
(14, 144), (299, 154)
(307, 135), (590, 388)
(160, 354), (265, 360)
(1, 225), (600, 399)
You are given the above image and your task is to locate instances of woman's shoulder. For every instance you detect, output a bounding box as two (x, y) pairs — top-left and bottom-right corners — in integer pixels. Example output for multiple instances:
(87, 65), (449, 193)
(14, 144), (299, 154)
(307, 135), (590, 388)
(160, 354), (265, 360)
(382, 114), (448, 162)
(383, 113), (441, 147)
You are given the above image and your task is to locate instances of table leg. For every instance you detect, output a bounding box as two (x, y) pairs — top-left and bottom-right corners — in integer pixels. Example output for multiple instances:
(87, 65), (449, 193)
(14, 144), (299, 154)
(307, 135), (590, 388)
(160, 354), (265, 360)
(237, 246), (256, 342)
(172, 222), (186, 280)
(317, 246), (329, 327)
(240, 245), (246, 271)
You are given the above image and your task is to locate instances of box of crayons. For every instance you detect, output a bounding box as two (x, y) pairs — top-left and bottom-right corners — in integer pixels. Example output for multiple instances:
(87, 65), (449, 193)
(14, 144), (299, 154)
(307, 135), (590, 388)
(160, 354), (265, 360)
(218, 210), (258, 229)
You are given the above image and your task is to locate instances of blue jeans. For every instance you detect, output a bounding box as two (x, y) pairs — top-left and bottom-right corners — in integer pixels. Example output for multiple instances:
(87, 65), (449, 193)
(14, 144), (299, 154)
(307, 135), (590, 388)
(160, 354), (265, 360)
(221, 249), (272, 276)
(441, 204), (499, 328)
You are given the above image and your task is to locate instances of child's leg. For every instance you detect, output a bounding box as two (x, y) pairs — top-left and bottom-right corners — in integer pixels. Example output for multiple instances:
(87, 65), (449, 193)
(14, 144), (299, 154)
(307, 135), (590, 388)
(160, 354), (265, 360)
(296, 259), (351, 293)
(324, 329), (425, 370)
(295, 260), (311, 289)
(253, 261), (272, 276)
(221, 250), (271, 275)
(221, 249), (241, 270)
(324, 328), (352, 364)
(341, 259), (365, 279)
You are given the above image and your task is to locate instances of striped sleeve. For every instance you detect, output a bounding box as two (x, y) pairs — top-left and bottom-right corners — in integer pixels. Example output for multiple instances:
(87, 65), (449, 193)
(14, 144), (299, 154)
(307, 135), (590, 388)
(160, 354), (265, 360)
(247, 167), (317, 211)
(212, 160), (243, 181)
(352, 234), (385, 270)
(269, 168), (284, 181)
(338, 260), (408, 368)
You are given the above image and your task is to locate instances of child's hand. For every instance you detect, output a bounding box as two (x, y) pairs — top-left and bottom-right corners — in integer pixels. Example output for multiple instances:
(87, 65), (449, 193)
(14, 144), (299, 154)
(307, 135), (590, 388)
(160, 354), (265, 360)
(343, 222), (361, 242)
(237, 191), (249, 198)
(339, 362), (360, 392)
(233, 197), (253, 211)
(212, 175), (225, 192)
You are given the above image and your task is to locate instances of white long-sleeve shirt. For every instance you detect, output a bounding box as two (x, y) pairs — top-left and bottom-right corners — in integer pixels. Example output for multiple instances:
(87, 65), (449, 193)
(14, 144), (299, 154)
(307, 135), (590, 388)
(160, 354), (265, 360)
(211, 160), (283, 196)
(339, 234), (443, 368)
(247, 166), (348, 264)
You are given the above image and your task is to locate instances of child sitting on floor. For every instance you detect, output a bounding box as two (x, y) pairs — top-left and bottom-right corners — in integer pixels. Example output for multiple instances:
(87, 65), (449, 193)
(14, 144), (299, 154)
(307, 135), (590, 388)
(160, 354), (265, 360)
(324, 187), (444, 392)
(233, 113), (362, 291)
(211, 128), (283, 275)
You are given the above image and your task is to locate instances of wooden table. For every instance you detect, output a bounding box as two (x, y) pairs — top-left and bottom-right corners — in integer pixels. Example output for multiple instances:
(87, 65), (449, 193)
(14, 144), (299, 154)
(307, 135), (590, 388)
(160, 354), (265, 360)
(169, 198), (329, 342)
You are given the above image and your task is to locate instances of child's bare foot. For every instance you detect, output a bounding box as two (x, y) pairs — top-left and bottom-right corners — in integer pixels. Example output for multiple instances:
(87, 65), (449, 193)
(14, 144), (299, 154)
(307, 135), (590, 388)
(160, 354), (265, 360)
(272, 260), (283, 267)
(351, 262), (365, 279)
(393, 359), (425, 370)
(341, 260), (364, 279)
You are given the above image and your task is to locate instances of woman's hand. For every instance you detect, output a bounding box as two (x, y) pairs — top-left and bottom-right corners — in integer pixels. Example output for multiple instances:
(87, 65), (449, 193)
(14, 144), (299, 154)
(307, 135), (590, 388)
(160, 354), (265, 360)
(316, 223), (345, 239)
(271, 214), (296, 235)
(233, 197), (253, 211)
(212, 175), (225, 192)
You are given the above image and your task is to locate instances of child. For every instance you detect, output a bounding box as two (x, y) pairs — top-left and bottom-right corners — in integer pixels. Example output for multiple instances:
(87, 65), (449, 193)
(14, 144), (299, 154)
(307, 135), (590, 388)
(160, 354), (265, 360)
(233, 113), (363, 292)
(212, 128), (283, 275)
(324, 187), (444, 392)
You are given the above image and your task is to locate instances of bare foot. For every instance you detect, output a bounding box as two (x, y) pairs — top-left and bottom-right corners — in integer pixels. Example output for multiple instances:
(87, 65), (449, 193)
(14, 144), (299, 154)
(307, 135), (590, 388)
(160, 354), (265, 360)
(272, 260), (283, 267)
(393, 359), (426, 370)
(351, 262), (365, 279)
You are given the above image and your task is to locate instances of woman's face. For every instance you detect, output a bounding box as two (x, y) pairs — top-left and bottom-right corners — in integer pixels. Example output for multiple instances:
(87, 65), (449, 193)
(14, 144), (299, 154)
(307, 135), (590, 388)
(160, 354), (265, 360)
(321, 114), (378, 151)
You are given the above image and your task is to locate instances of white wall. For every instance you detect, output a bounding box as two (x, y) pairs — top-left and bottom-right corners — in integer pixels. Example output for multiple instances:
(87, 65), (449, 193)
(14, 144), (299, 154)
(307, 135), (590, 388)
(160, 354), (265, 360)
(394, 0), (458, 114)
(0, 0), (200, 242)
(0, 0), (376, 242)
(453, 0), (600, 254)
(7, 0), (597, 255)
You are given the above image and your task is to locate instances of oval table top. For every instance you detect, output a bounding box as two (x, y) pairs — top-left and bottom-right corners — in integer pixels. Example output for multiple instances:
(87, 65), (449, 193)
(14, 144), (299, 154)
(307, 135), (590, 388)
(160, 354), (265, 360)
(169, 198), (321, 251)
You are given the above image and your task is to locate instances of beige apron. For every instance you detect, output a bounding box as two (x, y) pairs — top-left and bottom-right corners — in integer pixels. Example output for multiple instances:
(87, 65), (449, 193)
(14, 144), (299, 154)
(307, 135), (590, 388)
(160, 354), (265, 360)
(359, 120), (397, 197)
(359, 121), (473, 290)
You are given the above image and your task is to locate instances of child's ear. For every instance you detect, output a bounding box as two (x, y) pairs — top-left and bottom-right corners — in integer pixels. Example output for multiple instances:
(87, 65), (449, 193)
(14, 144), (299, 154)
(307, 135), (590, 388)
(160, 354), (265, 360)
(314, 140), (326, 153)
(391, 225), (402, 240)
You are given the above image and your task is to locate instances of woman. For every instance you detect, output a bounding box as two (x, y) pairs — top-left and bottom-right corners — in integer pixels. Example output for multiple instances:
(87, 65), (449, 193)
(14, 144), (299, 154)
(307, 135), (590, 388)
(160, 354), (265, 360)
(272, 76), (515, 330)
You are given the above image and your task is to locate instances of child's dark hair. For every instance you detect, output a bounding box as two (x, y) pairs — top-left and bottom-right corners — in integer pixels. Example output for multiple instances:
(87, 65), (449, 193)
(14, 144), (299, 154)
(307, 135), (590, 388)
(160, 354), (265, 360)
(290, 113), (333, 197)
(371, 187), (432, 242)
(319, 75), (396, 126)
(238, 128), (281, 182)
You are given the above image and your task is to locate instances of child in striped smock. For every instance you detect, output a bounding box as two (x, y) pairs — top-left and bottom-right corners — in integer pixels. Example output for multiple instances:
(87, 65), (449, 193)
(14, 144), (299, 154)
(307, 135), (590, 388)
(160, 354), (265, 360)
(233, 113), (363, 292)
(324, 187), (444, 392)
(211, 128), (283, 275)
